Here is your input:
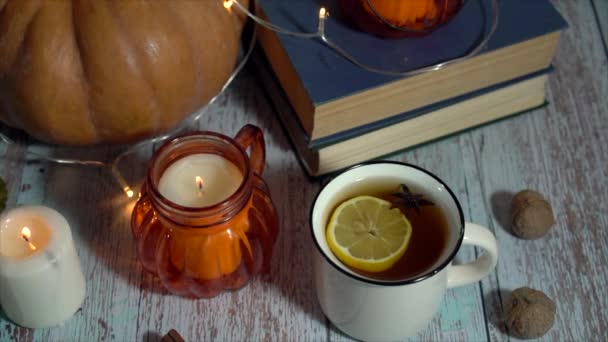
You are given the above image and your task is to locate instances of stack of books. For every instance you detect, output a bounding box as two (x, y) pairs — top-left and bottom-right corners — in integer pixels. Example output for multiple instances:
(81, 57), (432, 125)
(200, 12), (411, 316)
(254, 0), (567, 176)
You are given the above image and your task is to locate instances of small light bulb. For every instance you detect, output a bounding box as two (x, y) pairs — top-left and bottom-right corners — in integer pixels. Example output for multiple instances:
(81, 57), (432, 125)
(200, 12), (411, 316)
(224, 0), (233, 9)
(125, 188), (134, 198)
(319, 7), (327, 19)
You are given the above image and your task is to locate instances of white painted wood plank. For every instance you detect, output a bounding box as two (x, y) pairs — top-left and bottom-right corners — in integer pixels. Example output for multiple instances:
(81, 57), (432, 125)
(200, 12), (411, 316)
(1, 0), (606, 339)
(0, 71), (329, 341)
(0, 131), (27, 211)
(130, 71), (328, 341)
(471, 0), (608, 340)
(0, 134), (42, 342)
(2, 145), (147, 342)
(591, 0), (608, 47)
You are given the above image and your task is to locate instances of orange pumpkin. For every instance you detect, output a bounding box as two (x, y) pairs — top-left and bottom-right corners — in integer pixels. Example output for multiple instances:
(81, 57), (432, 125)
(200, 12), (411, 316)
(339, 0), (464, 38)
(0, 0), (248, 145)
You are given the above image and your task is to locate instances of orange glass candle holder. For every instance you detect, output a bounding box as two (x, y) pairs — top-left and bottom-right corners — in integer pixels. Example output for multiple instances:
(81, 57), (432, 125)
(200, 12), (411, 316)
(131, 125), (279, 298)
(339, 0), (465, 38)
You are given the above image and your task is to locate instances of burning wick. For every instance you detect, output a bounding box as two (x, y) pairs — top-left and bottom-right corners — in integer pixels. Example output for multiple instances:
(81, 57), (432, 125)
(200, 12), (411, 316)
(224, 0), (233, 10)
(21, 227), (57, 266)
(20, 227), (38, 251)
(196, 176), (204, 196)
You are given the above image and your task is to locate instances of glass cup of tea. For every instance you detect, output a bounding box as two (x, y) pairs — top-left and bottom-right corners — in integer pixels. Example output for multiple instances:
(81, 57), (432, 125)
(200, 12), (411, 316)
(310, 161), (498, 341)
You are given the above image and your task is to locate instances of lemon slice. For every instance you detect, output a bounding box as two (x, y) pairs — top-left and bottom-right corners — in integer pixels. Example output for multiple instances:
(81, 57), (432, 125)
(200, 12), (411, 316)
(326, 195), (412, 273)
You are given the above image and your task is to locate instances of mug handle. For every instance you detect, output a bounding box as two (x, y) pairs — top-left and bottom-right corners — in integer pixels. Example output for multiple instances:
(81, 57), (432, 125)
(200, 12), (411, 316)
(447, 222), (498, 288)
(234, 124), (266, 175)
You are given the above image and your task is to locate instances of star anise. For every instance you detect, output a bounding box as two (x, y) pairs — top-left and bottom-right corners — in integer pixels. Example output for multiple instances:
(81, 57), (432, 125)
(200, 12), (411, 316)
(390, 184), (435, 214)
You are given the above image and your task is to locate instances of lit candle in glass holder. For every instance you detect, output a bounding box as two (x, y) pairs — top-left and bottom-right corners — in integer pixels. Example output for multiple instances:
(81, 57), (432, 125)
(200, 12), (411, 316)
(131, 127), (279, 298)
(0, 206), (86, 328)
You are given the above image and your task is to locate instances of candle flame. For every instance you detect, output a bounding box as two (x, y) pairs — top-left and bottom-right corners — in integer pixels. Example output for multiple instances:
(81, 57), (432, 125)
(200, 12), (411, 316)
(319, 7), (328, 19)
(224, 0), (233, 9)
(20, 227), (37, 251)
(196, 176), (204, 192)
(21, 227), (32, 239)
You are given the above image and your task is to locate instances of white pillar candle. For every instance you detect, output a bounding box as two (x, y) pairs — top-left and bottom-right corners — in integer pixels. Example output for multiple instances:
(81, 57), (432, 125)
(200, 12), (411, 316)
(158, 154), (243, 207)
(0, 206), (86, 328)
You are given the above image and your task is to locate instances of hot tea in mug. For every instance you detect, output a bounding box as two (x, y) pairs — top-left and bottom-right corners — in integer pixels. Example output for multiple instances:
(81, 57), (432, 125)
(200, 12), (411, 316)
(325, 178), (450, 281)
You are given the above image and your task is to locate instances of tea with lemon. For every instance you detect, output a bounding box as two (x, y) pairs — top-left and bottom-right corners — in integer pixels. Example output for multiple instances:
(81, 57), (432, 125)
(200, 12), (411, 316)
(326, 179), (449, 281)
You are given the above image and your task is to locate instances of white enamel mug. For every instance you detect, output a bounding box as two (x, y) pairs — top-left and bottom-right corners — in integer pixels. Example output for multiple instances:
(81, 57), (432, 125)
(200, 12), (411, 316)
(311, 162), (498, 341)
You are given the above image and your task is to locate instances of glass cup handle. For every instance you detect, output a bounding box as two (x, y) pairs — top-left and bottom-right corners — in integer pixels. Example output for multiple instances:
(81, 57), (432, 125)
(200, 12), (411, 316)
(234, 124), (266, 175)
(447, 222), (498, 288)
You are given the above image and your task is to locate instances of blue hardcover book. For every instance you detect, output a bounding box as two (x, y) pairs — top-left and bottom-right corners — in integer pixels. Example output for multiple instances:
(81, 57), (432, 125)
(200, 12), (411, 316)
(253, 49), (550, 176)
(312, 66), (552, 149)
(257, 0), (567, 142)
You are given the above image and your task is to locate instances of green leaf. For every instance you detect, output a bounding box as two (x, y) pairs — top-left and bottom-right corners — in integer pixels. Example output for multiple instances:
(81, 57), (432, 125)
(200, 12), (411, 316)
(0, 176), (6, 213)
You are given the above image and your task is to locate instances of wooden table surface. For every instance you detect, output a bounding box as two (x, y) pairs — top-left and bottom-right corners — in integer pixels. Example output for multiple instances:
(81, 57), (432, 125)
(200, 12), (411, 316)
(1, 1), (607, 341)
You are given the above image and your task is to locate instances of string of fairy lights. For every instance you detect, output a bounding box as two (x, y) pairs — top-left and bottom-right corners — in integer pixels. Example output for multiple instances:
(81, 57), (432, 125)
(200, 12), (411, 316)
(228, 0), (498, 76)
(0, 0), (498, 198)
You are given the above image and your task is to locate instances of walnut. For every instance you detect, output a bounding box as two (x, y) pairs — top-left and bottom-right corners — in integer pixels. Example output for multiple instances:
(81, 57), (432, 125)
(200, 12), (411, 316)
(504, 287), (556, 339)
(510, 189), (554, 239)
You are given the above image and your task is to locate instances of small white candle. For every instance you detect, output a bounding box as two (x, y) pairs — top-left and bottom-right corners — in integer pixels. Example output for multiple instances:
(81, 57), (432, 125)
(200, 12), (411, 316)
(0, 206), (86, 328)
(158, 154), (243, 207)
